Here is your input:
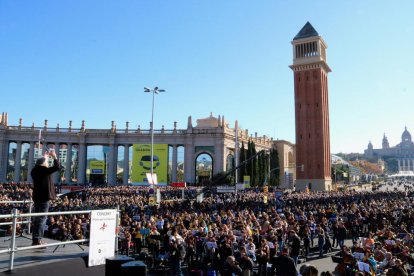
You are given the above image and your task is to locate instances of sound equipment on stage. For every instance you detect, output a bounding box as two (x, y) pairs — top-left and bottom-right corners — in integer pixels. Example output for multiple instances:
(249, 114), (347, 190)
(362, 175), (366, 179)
(105, 255), (134, 276)
(121, 261), (147, 275)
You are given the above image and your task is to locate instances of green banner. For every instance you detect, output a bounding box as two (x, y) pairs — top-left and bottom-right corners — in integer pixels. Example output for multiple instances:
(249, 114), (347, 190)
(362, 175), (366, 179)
(90, 160), (105, 174)
(131, 144), (168, 184)
(243, 175), (251, 188)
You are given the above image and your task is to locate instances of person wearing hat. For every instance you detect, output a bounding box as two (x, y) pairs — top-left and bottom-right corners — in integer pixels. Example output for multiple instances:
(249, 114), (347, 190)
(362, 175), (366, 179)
(30, 150), (60, 246)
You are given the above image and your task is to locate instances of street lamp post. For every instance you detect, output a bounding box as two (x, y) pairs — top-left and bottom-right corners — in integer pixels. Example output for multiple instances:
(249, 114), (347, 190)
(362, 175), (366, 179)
(144, 87), (165, 191)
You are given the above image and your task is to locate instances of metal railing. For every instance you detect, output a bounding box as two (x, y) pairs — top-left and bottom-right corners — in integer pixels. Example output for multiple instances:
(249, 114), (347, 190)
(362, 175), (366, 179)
(0, 200), (33, 233)
(0, 206), (119, 271)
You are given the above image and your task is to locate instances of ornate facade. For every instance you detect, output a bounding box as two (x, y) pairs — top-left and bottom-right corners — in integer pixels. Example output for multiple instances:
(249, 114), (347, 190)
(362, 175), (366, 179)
(0, 112), (274, 185)
(273, 140), (296, 189)
(365, 127), (414, 171)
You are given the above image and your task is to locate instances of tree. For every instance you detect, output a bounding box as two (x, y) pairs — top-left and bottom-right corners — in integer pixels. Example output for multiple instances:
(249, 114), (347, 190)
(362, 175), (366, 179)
(246, 140), (252, 185)
(258, 151), (269, 186)
(238, 141), (246, 183)
(250, 141), (257, 186)
(257, 150), (263, 186)
(269, 148), (280, 186)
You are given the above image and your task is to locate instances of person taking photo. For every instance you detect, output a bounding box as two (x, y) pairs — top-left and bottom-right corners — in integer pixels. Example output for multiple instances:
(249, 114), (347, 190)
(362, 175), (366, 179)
(31, 149), (60, 246)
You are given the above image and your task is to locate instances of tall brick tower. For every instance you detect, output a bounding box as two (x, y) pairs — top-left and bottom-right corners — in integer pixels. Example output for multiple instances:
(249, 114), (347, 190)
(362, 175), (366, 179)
(290, 22), (332, 191)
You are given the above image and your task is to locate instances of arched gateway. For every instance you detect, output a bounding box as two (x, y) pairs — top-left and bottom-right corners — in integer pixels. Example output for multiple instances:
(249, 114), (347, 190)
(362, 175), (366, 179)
(0, 112), (273, 185)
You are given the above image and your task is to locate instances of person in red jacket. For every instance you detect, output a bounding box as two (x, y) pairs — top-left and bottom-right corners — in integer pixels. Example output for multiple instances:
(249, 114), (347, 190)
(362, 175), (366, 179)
(30, 150), (60, 246)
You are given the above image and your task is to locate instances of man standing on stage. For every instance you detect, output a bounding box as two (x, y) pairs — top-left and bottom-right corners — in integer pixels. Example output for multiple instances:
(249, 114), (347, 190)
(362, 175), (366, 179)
(31, 150), (60, 245)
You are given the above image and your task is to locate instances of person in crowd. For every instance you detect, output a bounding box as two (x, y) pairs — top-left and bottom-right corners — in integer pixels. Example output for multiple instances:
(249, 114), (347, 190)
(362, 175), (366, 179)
(317, 224), (325, 258)
(169, 238), (186, 276)
(301, 224), (311, 258)
(245, 237), (257, 261)
(299, 264), (318, 276)
(289, 230), (301, 267)
(221, 255), (242, 276)
(331, 221), (339, 248)
(337, 221), (347, 249)
(257, 238), (270, 275)
(269, 246), (297, 276)
(237, 246), (254, 276)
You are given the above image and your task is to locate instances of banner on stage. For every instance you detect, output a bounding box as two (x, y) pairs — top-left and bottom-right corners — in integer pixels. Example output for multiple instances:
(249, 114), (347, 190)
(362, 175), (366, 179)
(88, 209), (117, 267)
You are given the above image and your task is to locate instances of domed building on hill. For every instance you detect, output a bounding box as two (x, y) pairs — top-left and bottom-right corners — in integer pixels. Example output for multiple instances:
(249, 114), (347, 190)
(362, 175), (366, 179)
(364, 127), (414, 172)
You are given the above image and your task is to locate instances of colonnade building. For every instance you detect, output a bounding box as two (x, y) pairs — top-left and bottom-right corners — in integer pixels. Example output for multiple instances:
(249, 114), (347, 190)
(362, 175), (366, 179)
(0, 112), (276, 185)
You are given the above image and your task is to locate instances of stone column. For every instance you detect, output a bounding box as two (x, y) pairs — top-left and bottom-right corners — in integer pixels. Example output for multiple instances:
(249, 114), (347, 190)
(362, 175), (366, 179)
(214, 141), (225, 177)
(398, 159), (401, 172)
(14, 141), (22, 183)
(184, 143), (194, 183)
(28, 142), (35, 183)
(172, 145), (178, 182)
(123, 144), (129, 185)
(65, 143), (72, 184)
(77, 143), (87, 184)
(0, 135), (7, 182)
(53, 143), (60, 184)
(107, 143), (117, 185)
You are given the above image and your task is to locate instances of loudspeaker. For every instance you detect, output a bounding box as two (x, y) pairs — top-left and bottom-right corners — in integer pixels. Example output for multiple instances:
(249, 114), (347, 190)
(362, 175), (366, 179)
(121, 261), (147, 276)
(105, 255), (135, 276)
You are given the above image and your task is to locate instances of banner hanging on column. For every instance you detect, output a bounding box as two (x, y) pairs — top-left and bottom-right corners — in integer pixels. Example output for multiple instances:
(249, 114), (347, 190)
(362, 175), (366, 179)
(131, 144), (168, 184)
(90, 160), (105, 174)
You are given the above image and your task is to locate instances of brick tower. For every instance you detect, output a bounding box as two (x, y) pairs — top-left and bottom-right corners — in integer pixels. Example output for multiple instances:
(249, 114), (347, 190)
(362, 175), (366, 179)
(290, 22), (332, 191)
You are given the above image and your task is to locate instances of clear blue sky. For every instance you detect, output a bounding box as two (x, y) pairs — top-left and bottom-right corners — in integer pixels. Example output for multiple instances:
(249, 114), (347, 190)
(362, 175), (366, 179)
(1, 1), (413, 154)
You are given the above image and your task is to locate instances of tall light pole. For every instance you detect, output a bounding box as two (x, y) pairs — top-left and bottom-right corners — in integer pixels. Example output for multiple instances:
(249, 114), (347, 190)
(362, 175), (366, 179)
(144, 86), (165, 188)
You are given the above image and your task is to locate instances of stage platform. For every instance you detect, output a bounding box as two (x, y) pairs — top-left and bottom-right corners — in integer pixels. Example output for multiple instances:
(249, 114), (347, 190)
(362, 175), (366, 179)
(0, 235), (170, 275)
(0, 234), (92, 274)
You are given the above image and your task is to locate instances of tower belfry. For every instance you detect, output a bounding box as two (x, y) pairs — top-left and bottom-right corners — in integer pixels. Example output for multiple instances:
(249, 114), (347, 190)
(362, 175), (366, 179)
(290, 22), (332, 191)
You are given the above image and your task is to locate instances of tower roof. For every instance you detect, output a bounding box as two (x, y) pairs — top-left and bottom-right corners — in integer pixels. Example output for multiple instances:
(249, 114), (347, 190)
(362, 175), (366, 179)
(402, 126), (412, 142)
(293, 22), (319, 40)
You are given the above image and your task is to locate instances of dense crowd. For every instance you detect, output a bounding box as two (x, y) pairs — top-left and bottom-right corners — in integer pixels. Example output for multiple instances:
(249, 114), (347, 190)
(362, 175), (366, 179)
(1, 181), (414, 275)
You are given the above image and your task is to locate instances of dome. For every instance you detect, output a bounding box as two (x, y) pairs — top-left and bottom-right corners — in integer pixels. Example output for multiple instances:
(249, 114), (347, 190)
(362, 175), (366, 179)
(402, 127), (412, 142)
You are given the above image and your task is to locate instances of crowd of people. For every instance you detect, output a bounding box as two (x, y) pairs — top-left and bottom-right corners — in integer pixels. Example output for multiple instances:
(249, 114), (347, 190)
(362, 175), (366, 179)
(2, 180), (414, 275)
